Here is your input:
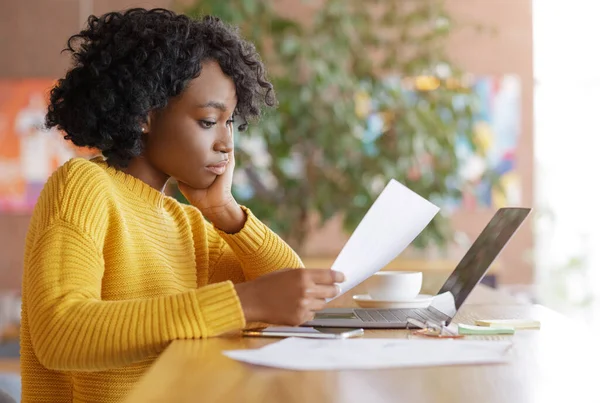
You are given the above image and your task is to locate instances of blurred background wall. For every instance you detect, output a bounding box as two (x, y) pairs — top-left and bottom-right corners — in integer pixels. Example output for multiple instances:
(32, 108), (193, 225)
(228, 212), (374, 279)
(0, 0), (533, 292)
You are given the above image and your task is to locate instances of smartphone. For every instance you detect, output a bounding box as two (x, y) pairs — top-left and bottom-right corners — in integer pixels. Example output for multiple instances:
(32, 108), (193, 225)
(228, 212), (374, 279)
(242, 326), (364, 339)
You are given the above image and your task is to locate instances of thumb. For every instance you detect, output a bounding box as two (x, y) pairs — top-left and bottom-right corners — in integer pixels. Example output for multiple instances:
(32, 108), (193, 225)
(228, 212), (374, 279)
(177, 180), (193, 194)
(177, 181), (203, 203)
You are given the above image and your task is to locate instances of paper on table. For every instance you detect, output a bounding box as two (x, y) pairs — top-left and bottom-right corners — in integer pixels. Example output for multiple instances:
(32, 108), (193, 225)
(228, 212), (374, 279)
(329, 179), (439, 300)
(223, 337), (511, 371)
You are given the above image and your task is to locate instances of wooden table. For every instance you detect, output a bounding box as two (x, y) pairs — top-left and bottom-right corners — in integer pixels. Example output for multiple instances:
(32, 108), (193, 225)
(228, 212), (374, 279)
(123, 286), (597, 403)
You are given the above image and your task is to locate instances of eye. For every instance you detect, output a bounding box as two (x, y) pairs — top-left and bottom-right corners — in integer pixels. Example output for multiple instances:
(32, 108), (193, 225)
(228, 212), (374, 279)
(226, 116), (235, 126)
(198, 120), (216, 129)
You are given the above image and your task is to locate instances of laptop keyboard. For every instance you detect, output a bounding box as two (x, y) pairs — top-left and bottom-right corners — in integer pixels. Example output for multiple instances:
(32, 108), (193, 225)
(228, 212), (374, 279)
(354, 308), (440, 323)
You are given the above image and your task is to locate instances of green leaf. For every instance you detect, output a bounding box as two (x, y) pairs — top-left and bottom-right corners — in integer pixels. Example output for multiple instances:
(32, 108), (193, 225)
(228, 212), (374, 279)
(182, 0), (484, 249)
(241, 0), (258, 14)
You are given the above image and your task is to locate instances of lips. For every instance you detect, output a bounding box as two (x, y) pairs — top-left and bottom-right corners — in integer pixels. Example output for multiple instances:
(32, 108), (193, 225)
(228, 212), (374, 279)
(206, 160), (228, 175)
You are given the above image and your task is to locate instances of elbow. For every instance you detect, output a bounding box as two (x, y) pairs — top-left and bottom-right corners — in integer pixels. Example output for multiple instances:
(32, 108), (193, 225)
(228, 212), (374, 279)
(35, 347), (113, 372)
(32, 340), (87, 372)
(34, 347), (74, 372)
(31, 331), (101, 372)
(31, 331), (151, 372)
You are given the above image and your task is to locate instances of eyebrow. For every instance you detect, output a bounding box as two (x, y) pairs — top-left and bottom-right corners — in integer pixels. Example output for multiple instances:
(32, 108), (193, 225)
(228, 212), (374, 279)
(198, 101), (227, 112)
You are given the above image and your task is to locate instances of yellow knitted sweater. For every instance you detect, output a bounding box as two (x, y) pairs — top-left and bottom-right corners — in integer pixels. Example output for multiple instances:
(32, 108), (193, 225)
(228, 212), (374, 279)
(20, 157), (303, 403)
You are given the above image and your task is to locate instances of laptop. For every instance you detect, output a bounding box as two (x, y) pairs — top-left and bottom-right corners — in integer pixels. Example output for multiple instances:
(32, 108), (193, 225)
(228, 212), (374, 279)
(304, 207), (531, 329)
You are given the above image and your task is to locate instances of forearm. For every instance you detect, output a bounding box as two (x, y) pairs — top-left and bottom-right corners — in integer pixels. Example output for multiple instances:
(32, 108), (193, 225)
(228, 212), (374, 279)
(29, 282), (244, 372)
(212, 207), (304, 280)
(203, 200), (247, 234)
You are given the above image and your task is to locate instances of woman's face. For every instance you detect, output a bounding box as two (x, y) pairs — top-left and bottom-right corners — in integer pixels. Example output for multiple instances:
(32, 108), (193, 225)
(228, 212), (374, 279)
(142, 60), (237, 190)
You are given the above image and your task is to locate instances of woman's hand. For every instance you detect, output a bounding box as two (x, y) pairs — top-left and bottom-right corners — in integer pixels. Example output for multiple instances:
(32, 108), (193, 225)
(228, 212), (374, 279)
(234, 269), (345, 326)
(178, 143), (246, 233)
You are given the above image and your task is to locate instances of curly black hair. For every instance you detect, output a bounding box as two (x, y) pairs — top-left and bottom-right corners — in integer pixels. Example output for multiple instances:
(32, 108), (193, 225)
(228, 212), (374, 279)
(46, 8), (276, 167)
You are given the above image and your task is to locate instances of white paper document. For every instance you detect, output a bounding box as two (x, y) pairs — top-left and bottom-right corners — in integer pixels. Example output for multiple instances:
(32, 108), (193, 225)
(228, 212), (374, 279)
(330, 179), (439, 300)
(224, 337), (511, 371)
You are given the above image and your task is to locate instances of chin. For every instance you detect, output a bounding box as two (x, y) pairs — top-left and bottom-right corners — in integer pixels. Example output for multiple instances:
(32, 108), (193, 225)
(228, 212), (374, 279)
(180, 175), (216, 190)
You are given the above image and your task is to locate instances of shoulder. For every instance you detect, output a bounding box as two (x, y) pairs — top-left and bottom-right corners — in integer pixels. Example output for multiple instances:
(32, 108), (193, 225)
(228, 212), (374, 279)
(33, 157), (113, 235)
(50, 157), (114, 206)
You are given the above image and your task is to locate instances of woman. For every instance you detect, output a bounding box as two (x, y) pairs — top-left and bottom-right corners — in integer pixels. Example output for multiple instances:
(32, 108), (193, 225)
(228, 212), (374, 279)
(21, 8), (344, 402)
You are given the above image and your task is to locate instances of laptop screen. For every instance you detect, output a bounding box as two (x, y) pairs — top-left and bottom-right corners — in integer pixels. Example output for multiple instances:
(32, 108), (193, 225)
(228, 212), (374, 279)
(436, 208), (531, 312)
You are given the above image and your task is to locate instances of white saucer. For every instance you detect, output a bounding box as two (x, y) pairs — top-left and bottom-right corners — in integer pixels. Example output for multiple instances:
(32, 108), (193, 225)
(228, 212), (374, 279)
(353, 294), (434, 309)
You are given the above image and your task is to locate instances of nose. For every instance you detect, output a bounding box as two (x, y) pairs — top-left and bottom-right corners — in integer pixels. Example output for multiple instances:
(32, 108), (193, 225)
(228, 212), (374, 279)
(213, 125), (233, 154)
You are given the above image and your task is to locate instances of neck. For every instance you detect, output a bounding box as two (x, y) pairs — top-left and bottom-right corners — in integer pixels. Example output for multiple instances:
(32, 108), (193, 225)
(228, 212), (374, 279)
(121, 156), (170, 192)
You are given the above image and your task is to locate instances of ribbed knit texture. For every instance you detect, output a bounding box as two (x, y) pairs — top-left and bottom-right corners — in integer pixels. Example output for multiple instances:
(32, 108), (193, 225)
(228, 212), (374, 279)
(20, 157), (304, 403)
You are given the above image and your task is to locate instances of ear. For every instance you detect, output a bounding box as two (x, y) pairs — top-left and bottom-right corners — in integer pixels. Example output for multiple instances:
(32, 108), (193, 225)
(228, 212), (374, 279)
(140, 113), (153, 134)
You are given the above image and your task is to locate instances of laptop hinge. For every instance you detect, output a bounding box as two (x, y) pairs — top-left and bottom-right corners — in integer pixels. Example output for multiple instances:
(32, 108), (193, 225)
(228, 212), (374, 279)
(426, 306), (452, 325)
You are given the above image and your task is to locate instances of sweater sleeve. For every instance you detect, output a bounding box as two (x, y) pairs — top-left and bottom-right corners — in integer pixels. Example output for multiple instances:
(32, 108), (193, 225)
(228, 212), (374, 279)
(206, 206), (304, 284)
(25, 219), (245, 372)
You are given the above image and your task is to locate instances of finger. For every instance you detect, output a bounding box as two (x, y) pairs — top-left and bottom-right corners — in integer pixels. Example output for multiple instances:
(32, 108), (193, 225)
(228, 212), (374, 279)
(291, 303), (318, 325)
(306, 284), (340, 299)
(207, 165), (227, 190)
(227, 135), (235, 169)
(208, 154), (234, 193)
(223, 141), (235, 188)
(305, 298), (327, 312)
(300, 311), (315, 324)
(308, 269), (345, 285)
(177, 181), (202, 202)
(228, 125), (235, 168)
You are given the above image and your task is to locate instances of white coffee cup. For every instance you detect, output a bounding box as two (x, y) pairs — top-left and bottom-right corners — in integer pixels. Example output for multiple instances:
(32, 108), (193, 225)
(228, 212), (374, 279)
(365, 271), (423, 300)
